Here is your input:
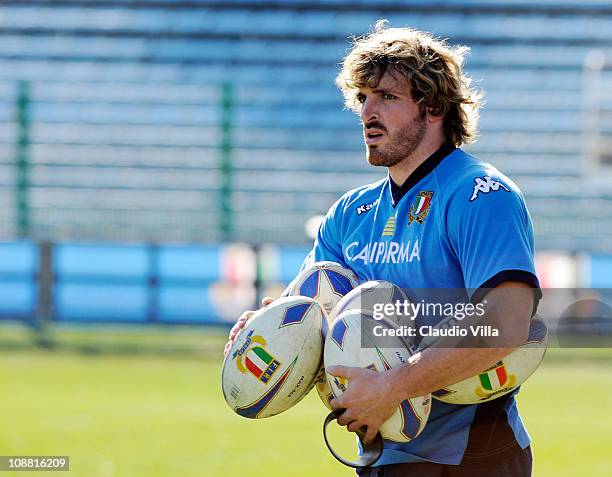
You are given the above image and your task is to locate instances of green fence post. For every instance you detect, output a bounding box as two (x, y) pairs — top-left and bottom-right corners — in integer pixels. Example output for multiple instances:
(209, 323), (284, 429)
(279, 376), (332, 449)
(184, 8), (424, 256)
(219, 82), (234, 242)
(15, 80), (31, 238)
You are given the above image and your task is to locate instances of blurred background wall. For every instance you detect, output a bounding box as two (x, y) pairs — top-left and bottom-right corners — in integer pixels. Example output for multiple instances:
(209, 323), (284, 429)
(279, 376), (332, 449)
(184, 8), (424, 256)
(0, 0), (611, 324)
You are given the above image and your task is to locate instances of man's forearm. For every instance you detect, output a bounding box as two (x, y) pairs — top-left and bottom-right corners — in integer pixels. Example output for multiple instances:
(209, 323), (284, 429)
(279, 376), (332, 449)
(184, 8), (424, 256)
(386, 346), (516, 402)
(385, 283), (534, 402)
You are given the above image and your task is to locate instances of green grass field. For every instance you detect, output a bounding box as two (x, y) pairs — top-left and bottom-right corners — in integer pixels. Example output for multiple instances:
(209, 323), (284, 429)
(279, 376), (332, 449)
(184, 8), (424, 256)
(0, 324), (611, 477)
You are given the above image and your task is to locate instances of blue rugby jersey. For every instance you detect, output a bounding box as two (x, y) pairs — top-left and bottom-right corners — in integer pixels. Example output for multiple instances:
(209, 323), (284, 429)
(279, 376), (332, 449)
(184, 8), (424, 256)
(303, 143), (540, 466)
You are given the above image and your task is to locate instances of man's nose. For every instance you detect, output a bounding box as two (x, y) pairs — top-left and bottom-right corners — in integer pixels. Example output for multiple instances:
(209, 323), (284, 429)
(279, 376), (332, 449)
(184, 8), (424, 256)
(360, 97), (378, 123)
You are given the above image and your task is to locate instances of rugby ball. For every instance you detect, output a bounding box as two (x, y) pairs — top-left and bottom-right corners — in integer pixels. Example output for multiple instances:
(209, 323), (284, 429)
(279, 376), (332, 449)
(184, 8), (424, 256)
(283, 261), (360, 409)
(222, 296), (326, 418)
(432, 319), (548, 404)
(324, 310), (431, 442)
(282, 261), (360, 318)
(330, 280), (416, 346)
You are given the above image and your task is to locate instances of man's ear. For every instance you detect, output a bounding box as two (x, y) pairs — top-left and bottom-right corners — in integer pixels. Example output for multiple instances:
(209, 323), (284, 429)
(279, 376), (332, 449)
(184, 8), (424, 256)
(426, 108), (445, 124)
(419, 103), (444, 124)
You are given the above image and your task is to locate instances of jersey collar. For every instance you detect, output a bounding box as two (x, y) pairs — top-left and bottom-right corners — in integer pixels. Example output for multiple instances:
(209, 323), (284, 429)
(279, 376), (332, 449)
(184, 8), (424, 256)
(389, 141), (457, 207)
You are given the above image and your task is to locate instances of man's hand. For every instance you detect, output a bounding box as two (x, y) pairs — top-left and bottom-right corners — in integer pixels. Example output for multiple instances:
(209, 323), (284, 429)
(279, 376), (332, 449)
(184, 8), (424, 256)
(327, 365), (400, 444)
(223, 297), (275, 357)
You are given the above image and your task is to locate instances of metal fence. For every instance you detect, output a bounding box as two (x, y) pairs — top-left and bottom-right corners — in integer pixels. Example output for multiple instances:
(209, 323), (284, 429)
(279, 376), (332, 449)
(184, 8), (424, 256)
(2, 241), (612, 327)
(0, 240), (311, 325)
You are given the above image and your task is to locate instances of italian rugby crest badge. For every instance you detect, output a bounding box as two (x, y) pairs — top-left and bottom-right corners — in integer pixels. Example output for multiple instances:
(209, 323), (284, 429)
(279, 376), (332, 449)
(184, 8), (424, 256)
(233, 330), (281, 384)
(408, 191), (434, 225)
(475, 361), (517, 400)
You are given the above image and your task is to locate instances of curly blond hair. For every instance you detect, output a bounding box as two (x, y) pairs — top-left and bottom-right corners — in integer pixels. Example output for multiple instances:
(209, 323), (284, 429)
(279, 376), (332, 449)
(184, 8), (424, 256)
(336, 20), (483, 146)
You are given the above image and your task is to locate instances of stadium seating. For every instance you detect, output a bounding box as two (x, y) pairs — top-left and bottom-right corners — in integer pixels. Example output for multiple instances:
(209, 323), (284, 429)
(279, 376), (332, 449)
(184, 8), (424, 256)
(0, 0), (611, 251)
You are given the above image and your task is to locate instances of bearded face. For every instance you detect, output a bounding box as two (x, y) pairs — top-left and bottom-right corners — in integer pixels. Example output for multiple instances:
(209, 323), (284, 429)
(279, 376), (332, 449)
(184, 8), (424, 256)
(359, 73), (430, 170)
(364, 111), (427, 168)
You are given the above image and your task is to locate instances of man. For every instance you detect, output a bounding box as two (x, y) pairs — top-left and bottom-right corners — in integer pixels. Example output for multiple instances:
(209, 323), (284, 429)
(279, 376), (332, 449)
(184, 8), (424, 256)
(226, 21), (540, 477)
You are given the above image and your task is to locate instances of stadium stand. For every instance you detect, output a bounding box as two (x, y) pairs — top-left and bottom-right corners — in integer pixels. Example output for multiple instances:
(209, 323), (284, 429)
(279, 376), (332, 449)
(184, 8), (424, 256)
(0, 0), (611, 251)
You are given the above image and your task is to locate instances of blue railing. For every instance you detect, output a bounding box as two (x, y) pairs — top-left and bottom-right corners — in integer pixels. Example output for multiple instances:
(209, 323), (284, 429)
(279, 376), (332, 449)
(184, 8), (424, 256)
(3, 240), (612, 325)
(0, 240), (311, 325)
(0, 240), (38, 320)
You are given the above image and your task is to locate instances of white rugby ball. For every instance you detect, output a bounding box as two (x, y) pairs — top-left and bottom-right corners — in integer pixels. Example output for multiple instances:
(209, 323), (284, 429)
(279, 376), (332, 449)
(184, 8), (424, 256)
(324, 310), (431, 442)
(222, 296), (326, 418)
(330, 280), (416, 346)
(283, 261), (360, 318)
(283, 261), (359, 409)
(432, 319), (548, 404)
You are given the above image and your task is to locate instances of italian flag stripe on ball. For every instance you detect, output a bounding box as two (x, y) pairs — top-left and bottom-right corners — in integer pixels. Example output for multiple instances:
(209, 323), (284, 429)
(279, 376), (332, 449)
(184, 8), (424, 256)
(479, 363), (508, 391)
(246, 347), (274, 378)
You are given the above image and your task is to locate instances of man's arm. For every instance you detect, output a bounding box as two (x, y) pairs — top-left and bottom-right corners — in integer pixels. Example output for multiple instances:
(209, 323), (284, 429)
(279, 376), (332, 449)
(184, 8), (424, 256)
(328, 282), (533, 444)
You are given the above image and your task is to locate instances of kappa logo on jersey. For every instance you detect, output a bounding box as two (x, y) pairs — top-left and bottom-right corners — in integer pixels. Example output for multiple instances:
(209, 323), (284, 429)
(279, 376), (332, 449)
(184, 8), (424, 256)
(409, 191), (434, 225)
(382, 216), (396, 236)
(470, 176), (510, 202)
(345, 239), (420, 264)
(233, 330), (281, 384)
(356, 199), (379, 215)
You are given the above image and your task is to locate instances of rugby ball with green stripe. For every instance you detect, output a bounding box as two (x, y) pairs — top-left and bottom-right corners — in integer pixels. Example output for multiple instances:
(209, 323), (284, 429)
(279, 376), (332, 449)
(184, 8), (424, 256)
(432, 319), (548, 404)
(221, 296), (326, 418)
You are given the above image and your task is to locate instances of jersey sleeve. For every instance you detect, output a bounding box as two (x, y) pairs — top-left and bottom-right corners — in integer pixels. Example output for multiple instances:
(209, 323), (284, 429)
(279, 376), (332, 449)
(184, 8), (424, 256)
(299, 196), (349, 272)
(446, 172), (540, 298)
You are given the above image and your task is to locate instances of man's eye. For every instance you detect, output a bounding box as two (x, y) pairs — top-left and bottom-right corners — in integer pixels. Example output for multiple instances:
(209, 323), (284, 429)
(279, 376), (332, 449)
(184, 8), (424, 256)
(383, 93), (396, 100)
(356, 94), (366, 104)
